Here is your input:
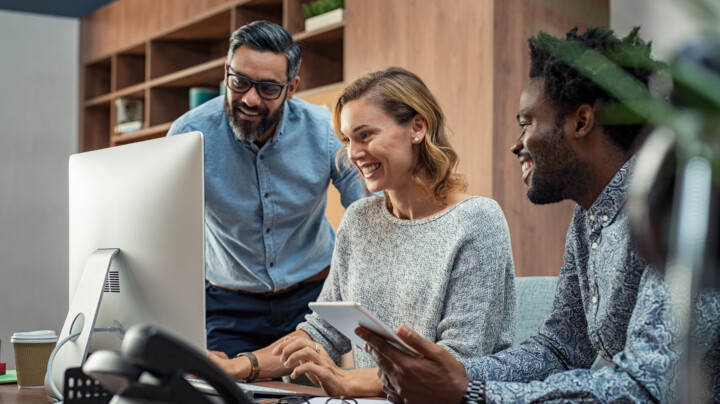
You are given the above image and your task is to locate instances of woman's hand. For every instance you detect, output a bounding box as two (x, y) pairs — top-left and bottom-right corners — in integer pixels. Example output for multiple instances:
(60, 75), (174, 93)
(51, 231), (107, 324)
(273, 336), (356, 397)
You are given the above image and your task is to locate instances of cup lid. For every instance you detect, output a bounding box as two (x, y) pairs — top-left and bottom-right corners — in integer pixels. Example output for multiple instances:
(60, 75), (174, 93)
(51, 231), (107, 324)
(11, 330), (58, 343)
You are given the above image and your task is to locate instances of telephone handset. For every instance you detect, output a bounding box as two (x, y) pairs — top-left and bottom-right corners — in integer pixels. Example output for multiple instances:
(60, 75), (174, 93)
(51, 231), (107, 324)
(82, 325), (254, 404)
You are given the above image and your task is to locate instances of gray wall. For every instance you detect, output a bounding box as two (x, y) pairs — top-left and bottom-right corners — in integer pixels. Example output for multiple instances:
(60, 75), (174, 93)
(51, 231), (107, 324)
(0, 10), (78, 369)
(611, 0), (699, 59)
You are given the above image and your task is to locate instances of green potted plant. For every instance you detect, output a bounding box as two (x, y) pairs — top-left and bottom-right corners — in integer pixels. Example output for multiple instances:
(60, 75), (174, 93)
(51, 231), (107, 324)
(303, 0), (344, 32)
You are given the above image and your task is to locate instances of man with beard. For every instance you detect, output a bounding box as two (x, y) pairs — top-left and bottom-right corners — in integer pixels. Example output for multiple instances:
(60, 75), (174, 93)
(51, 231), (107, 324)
(167, 20), (367, 369)
(357, 26), (720, 403)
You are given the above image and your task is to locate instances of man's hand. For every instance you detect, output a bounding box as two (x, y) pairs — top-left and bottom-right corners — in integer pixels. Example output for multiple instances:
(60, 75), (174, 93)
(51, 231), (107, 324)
(207, 350), (229, 359)
(356, 325), (469, 404)
(206, 349), (250, 380)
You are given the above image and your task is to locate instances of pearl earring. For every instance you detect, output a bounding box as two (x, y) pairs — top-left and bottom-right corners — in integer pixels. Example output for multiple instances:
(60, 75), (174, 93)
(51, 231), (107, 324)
(413, 137), (419, 143)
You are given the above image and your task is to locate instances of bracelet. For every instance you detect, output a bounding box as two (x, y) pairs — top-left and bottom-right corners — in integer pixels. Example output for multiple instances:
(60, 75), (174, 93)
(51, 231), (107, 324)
(461, 379), (486, 404)
(234, 352), (260, 383)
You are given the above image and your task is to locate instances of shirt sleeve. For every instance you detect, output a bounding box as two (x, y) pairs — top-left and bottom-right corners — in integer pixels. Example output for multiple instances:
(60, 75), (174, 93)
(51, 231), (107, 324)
(436, 200), (515, 360)
(166, 116), (188, 137)
(480, 267), (708, 403)
(462, 218), (596, 383)
(327, 126), (370, 207)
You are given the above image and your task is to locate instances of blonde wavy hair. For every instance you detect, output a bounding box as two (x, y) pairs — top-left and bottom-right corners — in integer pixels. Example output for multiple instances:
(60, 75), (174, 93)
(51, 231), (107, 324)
(333, 67), (466, 204)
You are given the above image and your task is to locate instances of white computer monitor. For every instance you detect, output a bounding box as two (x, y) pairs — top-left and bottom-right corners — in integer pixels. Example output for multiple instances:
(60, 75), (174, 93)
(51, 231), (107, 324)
(46, 132), (206, 398)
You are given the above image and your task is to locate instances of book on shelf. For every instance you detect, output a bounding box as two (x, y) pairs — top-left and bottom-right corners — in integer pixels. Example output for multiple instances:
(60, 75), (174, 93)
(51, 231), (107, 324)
(114, 97), (144, 135)
(114, 121), (143, 135)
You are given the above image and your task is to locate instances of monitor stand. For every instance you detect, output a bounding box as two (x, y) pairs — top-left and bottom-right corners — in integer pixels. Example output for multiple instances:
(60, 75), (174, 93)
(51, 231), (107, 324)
(45, 248), (122, 400)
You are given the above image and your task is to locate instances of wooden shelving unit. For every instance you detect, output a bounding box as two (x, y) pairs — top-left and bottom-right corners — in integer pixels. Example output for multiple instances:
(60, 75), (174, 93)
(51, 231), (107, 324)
(79, 0), (609, 277)
(80, 0), (346, 152)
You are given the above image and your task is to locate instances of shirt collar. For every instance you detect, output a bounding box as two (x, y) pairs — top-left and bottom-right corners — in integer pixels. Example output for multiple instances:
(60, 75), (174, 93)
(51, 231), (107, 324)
(267, 100), (290, 145)
(586, 155), (637, 226)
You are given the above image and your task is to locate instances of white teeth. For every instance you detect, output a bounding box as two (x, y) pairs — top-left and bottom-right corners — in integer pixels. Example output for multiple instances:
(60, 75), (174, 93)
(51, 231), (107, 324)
(239, 107), (261, 116)
(521, 161), (533, 174)
(361, 163), (380, 176)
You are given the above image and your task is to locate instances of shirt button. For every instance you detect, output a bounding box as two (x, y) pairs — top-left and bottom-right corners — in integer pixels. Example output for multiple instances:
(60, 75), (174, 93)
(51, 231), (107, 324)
(264, 192), (269, 198)
(591, 242), (598, 249)
(589, 215), (596, 221)
(259, 155), (264, 160)
(592, 296), (598, 304)
(266, 228), (270, 234)
(270, 262), (274, 267)
(602, 215), (609, 221)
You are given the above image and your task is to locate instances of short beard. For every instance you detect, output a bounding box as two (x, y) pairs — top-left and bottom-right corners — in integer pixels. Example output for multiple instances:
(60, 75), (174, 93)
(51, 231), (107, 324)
(527, 118), (589, 205)
(225, 97), (284, 144)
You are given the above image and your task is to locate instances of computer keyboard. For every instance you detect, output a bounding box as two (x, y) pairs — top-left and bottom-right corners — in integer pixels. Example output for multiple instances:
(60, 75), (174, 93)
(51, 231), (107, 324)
(187, 377), (298, 397)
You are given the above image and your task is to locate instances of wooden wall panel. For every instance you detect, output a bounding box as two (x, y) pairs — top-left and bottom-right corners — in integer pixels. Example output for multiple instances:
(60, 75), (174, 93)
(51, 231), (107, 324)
(80, 0), (610, 277)
(346, 0), (609, 277)
(345, 0), (496, 197)
(80, 0), (231, 62)
(492, 0), (609, 276)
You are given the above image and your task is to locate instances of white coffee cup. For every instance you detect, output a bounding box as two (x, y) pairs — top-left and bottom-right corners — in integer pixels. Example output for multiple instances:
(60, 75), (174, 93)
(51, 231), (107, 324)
(11, 330), (58, 388)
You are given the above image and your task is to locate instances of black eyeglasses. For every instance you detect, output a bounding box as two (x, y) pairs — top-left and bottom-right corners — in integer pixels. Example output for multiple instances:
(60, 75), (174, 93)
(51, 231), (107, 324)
(273, 395), (358, 404)
(226, 67), (290, 100)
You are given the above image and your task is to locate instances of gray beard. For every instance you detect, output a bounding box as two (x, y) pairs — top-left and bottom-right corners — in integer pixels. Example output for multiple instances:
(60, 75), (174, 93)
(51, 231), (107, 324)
(225, 98), (284, 144)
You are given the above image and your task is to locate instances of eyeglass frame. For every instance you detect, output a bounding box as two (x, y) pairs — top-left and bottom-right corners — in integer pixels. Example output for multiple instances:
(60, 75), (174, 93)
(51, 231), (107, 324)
(225, 66), (291, 101)
(273, 395), (358, 404)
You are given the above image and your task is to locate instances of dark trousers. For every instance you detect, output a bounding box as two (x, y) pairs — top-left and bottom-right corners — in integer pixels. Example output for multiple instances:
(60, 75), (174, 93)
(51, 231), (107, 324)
(205, 280), (324, 357)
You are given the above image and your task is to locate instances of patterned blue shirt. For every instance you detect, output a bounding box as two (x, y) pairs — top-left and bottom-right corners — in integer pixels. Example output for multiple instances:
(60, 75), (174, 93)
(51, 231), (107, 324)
(167, 96), (367, 292)
(463, 157), (720, 402)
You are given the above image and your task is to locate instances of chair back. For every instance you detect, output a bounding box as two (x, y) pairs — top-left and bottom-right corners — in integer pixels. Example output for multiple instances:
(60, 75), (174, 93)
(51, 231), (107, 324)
(513, 276), (558, 346)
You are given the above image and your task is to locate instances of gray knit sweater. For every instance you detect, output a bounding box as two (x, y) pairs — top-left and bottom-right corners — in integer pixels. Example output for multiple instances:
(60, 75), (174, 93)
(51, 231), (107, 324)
(298, 195), (516, 369)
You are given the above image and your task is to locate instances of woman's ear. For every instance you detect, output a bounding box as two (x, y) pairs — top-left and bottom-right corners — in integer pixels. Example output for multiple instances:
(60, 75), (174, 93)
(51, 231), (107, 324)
(411, 114), (428, 143)
(573, 104), (595, 139)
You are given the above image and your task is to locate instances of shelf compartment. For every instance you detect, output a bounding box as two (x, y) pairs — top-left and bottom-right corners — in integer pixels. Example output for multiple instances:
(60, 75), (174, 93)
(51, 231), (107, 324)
(84, 57), (112, 100)
(151, 58), (225, 89)
(113, 83), (146, 100)
(114, 43), (146, 91)
(295, 24), (344, 91)
(149, 10), (232, 79)
(82, 102), (112, 151)
(285, 0), (317, 35)
(235, 0), (282, 27)
(148, 87), (192, 127)
(111, 122), (171, 146)
(84, 93), (114, 108)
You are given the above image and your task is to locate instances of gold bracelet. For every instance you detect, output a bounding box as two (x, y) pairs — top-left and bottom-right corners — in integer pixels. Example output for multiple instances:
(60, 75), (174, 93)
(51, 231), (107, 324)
(234, 352), (260, 383)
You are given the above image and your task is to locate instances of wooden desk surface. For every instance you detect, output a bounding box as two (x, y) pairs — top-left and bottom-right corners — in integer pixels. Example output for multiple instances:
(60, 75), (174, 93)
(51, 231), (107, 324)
(0, 380), (324, 403)
(0, 384), (48, 404)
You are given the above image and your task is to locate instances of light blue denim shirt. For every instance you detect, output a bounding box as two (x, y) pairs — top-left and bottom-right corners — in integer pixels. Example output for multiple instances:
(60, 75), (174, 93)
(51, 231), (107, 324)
(167, 96), (367, 292)
(463, 157), (720, 402)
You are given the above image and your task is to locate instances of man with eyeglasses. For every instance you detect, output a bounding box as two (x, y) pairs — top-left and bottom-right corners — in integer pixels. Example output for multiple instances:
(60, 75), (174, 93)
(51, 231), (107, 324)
(167, 20), (368, 372)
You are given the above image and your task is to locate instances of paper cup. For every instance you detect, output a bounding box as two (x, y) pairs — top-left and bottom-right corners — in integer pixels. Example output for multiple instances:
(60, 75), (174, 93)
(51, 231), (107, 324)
(11, 330), (57, 388)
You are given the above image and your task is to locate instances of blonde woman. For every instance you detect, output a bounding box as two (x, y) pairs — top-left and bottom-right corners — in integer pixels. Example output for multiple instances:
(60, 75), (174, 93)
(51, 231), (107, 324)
(208, 67), (516, 398)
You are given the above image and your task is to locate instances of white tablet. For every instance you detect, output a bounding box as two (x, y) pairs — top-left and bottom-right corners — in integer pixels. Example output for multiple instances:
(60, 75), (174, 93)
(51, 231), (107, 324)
(309, 301), (421, 357)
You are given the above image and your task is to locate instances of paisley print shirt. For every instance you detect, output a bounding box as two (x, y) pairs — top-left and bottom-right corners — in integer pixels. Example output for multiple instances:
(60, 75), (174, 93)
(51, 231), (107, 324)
(462, 157), (720, 402)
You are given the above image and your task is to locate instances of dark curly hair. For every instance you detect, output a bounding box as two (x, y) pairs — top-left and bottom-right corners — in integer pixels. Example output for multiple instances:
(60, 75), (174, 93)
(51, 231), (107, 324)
(529, 26), (663, 151)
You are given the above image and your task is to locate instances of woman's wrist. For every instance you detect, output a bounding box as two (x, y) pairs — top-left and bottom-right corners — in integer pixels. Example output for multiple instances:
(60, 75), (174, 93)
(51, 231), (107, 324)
(346, 368), (384, 397)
